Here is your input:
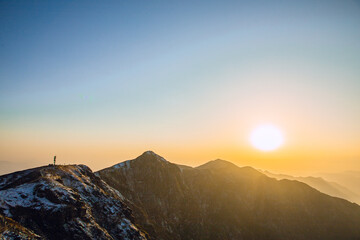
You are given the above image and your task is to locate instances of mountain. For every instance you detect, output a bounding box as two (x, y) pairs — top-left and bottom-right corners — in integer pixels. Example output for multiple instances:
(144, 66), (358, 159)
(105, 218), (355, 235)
(0, 164), (148, 240)
(97, 151), (360, 240)
(316, 171), (360, 198)
(261, 170), (360, 204)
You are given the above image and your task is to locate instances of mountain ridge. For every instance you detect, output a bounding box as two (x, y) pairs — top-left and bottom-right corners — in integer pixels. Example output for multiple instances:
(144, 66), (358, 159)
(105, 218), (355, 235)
(0, 164), (148, 240)
(2, 152), (360, 240)
(97, 151), (360, 240)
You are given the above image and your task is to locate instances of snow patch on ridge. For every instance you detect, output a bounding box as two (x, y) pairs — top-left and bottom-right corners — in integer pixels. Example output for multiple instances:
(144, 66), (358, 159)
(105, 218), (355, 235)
(114, 160), (131, 170)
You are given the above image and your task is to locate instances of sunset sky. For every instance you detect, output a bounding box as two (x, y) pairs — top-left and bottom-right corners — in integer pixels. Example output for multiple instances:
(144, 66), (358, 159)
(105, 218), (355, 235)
(1, 0), (360, 175)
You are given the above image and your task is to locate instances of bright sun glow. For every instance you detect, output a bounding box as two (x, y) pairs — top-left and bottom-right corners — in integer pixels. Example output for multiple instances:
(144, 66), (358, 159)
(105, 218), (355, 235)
(250, 124), (284, 151)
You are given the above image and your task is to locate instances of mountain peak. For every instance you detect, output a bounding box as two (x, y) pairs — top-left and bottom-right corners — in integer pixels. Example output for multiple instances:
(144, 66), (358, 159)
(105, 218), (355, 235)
(105, 151), (168, 171)
(143, 150), (158, 156)
(137, 151), (167, 163)
(196, 159), (238, 170)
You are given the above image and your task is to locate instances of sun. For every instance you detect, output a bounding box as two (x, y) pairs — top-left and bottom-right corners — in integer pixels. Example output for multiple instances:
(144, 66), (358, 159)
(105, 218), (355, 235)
(250, 124), (284, 151)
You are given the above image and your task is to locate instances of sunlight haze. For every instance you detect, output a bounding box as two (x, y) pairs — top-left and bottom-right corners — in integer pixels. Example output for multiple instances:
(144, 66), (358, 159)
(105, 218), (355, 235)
(1, 0), (360, 175)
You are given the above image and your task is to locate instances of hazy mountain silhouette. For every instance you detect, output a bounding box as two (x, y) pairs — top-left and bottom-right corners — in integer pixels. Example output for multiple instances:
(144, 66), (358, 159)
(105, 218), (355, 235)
(316, 171), (360, 198)
(97, 151), (360, 240)
(261, 170), (360, 204)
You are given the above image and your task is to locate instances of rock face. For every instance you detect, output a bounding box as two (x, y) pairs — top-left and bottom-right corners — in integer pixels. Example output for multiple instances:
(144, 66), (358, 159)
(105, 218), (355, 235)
(97, 151), (360, 240)
(0, 213), (41, 239)
(0, 165), (148, 240)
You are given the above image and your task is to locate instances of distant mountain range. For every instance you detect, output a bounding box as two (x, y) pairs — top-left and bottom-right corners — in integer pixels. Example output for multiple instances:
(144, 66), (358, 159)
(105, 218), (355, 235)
(260, 170), (360, 204)
(1, 151), (360, 240)
(316, 171), (360, 199)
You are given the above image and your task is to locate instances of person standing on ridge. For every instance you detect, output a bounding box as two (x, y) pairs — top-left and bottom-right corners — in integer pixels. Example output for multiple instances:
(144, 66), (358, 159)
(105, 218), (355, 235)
(54, 155), (56, 165)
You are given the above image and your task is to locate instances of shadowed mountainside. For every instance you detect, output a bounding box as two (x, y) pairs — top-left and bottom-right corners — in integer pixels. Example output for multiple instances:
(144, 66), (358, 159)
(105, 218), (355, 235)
(97, 151), (360, 240)
(0, 213), (41, 239)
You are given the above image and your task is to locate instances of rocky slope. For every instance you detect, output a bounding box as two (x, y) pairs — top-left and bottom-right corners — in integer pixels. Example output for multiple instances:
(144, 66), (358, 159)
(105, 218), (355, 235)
(0, 213), (41, 239)
(97, 151), (360, 240)
(0, 165), (148, 240)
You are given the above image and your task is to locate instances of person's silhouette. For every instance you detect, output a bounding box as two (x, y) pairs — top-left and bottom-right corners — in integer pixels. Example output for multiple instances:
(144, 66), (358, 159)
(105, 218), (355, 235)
(54, 156), (56, 165)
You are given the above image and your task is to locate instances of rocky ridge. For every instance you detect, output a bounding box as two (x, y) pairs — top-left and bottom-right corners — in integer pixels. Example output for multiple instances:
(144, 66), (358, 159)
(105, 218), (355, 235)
(0, 164), (148, 240)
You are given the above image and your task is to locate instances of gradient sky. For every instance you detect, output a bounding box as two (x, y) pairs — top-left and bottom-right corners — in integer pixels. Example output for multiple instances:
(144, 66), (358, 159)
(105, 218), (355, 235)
(1, 0), (360, 175)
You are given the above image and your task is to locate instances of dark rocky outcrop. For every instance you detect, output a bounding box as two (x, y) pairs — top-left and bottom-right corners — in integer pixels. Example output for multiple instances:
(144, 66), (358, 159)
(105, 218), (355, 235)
(0, 165), (148, 240)
(0, 213), (41, 239)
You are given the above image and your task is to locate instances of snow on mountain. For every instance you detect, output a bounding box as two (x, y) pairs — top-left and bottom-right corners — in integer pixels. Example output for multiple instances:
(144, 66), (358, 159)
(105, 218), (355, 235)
(0, 165), (148, 240)
(102, 151), (169, 173)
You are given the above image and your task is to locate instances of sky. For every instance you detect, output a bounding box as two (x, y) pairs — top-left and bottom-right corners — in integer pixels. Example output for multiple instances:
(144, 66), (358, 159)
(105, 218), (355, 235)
(1, 0), (360, 175)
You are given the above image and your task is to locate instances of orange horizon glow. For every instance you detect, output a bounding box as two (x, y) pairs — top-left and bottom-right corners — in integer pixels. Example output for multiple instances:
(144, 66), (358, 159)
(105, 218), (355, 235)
(1, 1), (359, 177)
(1, 121), (359, 176)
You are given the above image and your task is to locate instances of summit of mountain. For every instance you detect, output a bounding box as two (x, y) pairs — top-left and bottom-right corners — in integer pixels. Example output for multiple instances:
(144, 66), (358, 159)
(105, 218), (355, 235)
(97, 152), (360, 240)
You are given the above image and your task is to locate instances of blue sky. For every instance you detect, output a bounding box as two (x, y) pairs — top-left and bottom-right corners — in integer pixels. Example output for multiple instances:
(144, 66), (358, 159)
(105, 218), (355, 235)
(0, 0), (360, 173)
